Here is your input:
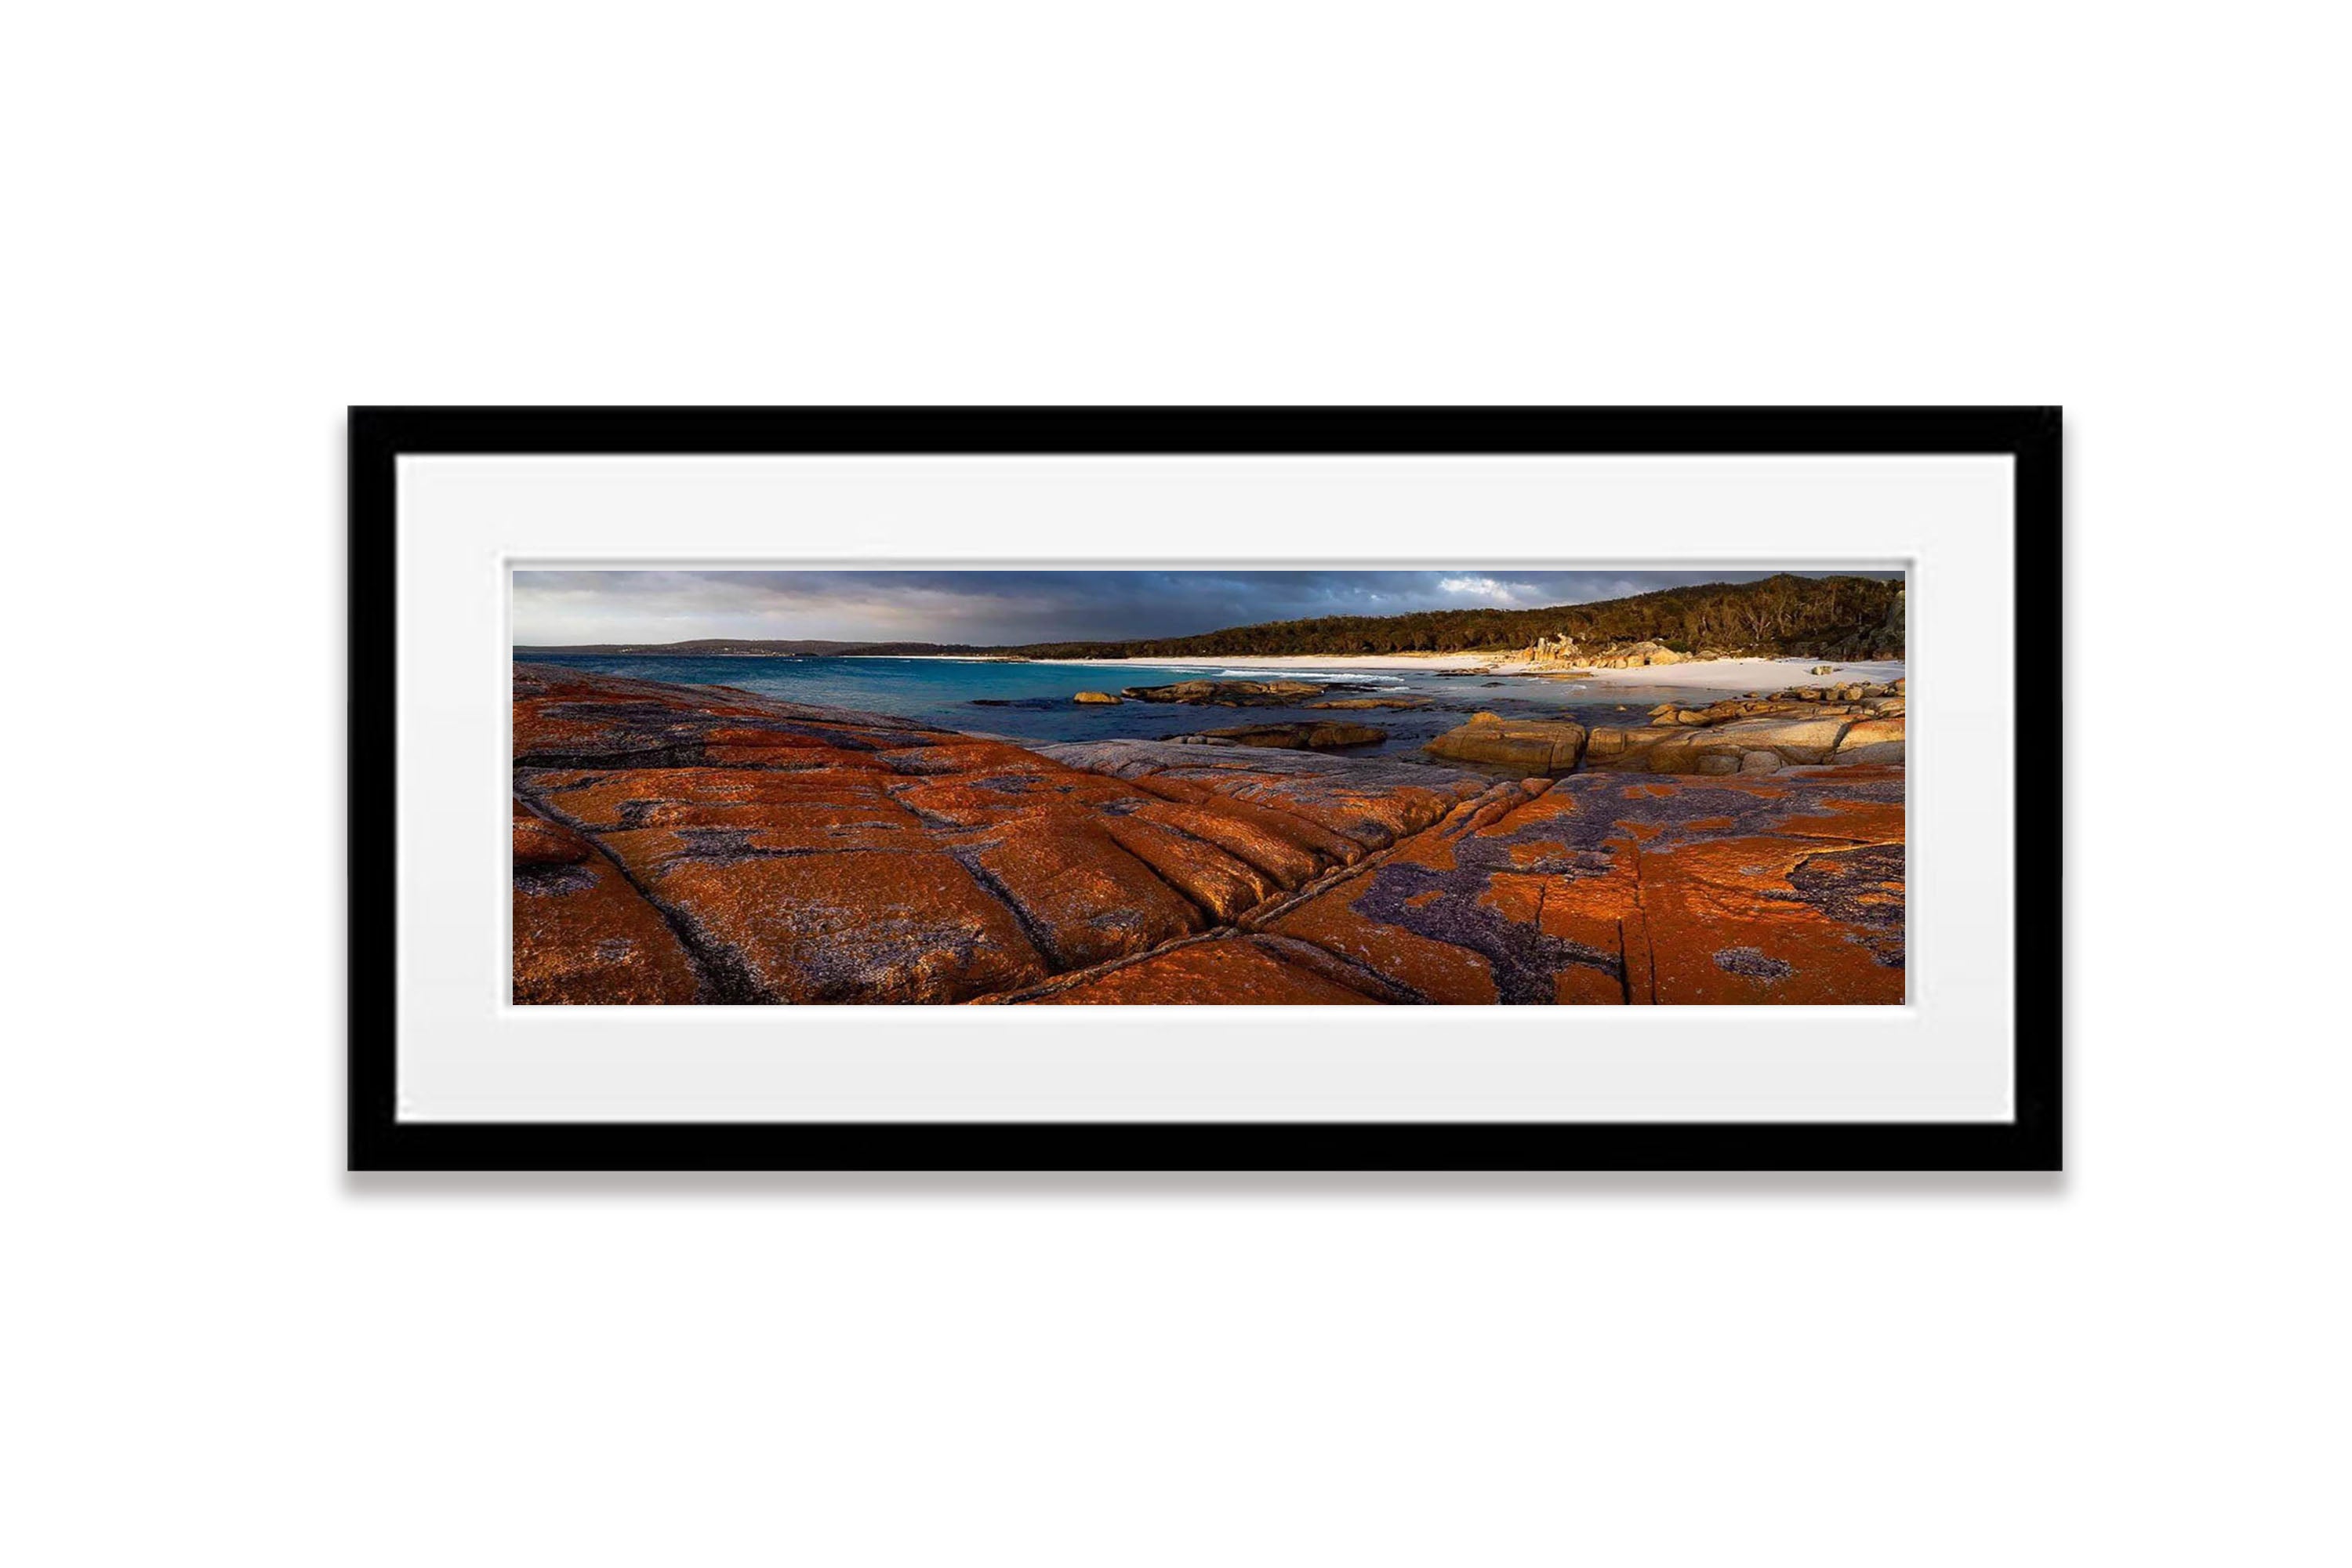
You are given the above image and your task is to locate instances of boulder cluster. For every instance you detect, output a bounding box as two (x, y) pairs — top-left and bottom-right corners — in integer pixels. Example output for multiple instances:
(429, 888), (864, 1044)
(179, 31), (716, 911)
(1519, 634), (1688, 671)
(1421, 679), (1904, 778)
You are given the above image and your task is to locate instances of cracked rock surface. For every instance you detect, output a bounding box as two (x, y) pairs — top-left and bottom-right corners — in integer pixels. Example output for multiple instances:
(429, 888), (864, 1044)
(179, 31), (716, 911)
(513, 666), (1490, 1004)
(512, 665), (1905, 1006)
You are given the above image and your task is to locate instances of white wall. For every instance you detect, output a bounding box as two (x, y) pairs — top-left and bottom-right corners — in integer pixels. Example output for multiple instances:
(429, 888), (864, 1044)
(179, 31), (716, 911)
(6, 5), (2342, 1565)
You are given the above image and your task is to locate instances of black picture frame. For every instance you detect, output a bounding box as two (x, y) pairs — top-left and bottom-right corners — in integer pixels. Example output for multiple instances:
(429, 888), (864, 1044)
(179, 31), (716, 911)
(350, 406), (2061, 1172)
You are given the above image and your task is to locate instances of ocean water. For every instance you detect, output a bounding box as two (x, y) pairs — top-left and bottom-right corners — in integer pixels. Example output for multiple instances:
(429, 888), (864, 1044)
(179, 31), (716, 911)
(517, 653), (1892, 754)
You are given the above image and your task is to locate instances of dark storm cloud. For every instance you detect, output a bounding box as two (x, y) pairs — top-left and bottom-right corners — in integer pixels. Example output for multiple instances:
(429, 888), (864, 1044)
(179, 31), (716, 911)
(511, 568), (1901, 646)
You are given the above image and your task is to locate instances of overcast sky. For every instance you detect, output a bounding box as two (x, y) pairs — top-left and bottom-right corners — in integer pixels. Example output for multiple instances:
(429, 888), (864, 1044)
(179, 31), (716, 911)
(512, 568), (1901, 646)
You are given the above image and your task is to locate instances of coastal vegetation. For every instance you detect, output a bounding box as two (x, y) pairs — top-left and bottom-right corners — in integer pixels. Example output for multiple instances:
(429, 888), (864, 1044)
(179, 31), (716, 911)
(1006, 575), (1903, 660)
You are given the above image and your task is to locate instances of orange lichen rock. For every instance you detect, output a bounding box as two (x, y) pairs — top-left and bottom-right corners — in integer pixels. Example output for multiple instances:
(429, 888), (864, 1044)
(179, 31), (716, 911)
(601, 834), (1051, 1004)
(1036, 739), (1490, 851)
(1244, 767), (1905, 1005)
(1264, 881), (1504, 1004)
(1625, 832), (1904, 1004)
(511, 800), (705, 1005)
(959, 813), (1207, 971)
(1026, 937), (1377, 1005)
(1118, 772), (1367, 866)
(510, 667), (1905, 1006)
(1099, 814), (1282, 922)
(510, 667), (1501, 1004)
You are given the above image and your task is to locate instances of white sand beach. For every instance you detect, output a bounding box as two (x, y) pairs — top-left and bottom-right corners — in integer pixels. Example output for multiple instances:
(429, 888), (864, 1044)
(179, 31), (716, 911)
(1494, 655), (1907, 691)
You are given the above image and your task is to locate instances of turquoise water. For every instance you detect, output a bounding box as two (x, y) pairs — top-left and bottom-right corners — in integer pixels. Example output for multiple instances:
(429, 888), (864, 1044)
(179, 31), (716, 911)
(517, 652), (1647, 752)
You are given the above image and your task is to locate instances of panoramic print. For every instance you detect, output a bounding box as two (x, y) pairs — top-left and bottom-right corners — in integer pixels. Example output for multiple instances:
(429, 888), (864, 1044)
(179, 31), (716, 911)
(511, 569), (1907, 1006)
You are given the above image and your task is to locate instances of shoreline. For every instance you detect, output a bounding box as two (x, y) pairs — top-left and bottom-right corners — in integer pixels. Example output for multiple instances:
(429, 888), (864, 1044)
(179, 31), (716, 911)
(855, 651), (1908, 690)
(523, 648), (1908, 695)
(1486, 655), (1907, 691)
(865, 652), (1494, 672)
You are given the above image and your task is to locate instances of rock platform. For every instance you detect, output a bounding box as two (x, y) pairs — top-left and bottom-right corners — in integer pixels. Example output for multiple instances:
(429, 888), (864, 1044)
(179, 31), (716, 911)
(513, 665), (1905, 1006)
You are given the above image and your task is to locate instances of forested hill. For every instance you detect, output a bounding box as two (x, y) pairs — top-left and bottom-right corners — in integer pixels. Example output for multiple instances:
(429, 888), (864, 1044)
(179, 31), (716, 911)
(1000, 575), (1904, 659)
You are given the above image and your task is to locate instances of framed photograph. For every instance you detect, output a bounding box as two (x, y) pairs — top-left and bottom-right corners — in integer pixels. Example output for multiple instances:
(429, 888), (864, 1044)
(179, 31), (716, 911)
(350, 407), (2060, 1171)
